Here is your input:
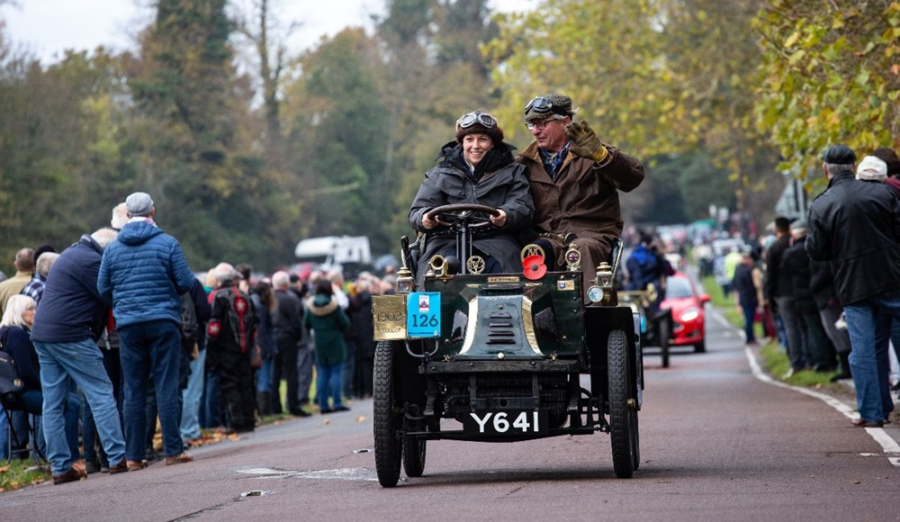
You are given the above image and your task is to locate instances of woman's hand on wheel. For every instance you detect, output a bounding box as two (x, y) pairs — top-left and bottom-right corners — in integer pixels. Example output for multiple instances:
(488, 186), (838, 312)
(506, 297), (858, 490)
(422, 213), (439, 230)
(490, 209), (508, 227)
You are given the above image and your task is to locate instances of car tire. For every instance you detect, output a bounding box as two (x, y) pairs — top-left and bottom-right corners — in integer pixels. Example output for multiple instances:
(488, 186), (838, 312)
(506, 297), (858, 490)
(374, 341), (403, 487)
(659, 312), (671, 369)
(403, 435), (427, 478)
(694, 338), (706, 353)
(608, 329), (638, 479)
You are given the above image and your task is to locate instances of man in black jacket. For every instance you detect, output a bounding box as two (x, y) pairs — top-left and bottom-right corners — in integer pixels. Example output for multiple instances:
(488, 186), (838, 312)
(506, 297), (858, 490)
(807, 144), (900, 428)
(782, 221), (835, 372)
(271, 271), (308, 416)
(766, 216), (801, 374)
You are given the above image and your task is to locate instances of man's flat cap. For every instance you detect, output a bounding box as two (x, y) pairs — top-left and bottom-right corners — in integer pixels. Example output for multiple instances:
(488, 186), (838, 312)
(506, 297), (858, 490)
(821, 144), (857, 165)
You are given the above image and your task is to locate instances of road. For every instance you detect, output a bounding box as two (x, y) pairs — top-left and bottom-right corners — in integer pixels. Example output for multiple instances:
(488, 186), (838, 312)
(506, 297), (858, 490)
(3, 307), (899, 521)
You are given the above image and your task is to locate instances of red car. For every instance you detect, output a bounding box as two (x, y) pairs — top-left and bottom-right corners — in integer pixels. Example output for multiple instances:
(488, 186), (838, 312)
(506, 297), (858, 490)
(660, 272), (710, 353)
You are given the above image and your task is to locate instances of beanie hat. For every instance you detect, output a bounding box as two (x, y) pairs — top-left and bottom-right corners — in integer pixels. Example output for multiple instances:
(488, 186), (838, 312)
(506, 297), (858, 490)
(871, 147), (900, 177)
(524, 93), (576, 123)
(856, 155), (888, 181)
(455, 111), (505, 145)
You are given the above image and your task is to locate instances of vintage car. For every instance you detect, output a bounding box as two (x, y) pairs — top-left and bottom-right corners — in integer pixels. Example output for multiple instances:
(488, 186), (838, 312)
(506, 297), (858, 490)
(371, 204), (643, 487)
(617, 285), (673, 368)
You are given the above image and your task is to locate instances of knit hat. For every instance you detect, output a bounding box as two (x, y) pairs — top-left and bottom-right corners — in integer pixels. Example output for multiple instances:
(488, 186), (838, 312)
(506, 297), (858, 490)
(821, 144), (857, 165)
(455, 111), (505, 145)
(125, 192), (154, 217)
(871, 147), (900, 177)
(856, 155), (888, 181)
(524, 93), (575, 123)
(790, 219), (807, 234)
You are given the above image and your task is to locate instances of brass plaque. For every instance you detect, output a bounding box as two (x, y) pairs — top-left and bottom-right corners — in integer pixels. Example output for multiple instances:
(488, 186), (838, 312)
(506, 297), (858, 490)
(557, 280), (576, 291)
(373, 295), (407, 341)
(488, 276), (520, 283)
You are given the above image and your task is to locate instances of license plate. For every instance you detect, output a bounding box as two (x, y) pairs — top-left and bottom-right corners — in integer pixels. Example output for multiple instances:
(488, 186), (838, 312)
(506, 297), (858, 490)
(463, 410), (548, 436)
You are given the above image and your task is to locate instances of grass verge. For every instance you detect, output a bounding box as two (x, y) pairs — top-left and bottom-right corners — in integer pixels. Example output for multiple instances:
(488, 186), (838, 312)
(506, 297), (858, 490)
(699, 276), (840, 388)
(0, 459), (48, 493)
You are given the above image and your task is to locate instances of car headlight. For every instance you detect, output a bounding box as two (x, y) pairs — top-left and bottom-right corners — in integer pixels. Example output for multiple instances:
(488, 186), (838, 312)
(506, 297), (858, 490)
(680, 307), (700, 322)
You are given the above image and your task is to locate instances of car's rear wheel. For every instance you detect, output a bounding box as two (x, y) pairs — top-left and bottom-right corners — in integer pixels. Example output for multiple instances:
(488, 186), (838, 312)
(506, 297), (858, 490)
(374, 341), (403, 487)
(402, 435), (427, 477)
(608, 329), (638, 478)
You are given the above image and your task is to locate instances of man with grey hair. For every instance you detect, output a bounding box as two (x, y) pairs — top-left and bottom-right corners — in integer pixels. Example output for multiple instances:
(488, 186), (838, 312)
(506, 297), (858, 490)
(110, 202), (129, 231)
(21, 252), (59, 306)
(516, 94), (645, 303)
(270, 270), (308, 416)
(98, 191), (196, 467)
(807, 144), (900, 428)
(32, 229), (127, 483)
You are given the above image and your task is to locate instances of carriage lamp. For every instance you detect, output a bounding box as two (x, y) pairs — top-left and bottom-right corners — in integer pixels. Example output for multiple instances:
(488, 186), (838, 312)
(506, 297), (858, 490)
(590, 262), (615, 305)
(565, 244), (581, 271)
(395, 266), (415, 294)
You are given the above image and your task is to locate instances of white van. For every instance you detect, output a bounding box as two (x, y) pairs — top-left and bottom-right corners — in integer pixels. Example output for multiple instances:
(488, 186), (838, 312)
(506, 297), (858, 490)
(293, 236), (371, 274)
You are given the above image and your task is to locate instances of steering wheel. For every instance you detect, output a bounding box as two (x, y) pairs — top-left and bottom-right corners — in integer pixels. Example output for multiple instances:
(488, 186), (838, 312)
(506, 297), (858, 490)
(423, 203), (501, 230)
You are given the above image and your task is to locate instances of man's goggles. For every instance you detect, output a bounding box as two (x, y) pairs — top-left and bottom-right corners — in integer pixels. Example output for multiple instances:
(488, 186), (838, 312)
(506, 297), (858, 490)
(457, 111), (497, 129)
(524, 96), (568, 116)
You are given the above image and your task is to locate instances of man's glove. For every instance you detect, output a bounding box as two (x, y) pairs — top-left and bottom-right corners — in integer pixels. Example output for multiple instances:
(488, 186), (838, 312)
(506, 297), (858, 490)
(566, 120), (609, 163)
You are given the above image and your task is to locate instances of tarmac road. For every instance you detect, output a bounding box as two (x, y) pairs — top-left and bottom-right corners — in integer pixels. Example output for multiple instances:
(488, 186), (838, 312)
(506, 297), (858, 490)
(2, 306), (899, 522)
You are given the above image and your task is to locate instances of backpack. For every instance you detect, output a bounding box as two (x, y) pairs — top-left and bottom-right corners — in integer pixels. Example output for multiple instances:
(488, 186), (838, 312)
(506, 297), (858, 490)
(181, 292), (199, 348)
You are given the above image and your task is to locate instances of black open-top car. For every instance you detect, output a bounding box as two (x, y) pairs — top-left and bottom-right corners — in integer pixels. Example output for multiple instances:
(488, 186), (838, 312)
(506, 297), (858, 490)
(371, 204), (643, 487)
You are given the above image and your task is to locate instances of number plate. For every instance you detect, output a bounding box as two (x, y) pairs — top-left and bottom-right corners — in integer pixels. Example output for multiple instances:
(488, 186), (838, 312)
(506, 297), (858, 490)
(407, 292), (441, 338)
(372, 295), (407, 341)
(462, 410), (548, 437)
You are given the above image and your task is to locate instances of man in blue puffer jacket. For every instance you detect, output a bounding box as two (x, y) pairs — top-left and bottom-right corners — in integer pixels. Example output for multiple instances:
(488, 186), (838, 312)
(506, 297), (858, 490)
(98, 192), (196, 469)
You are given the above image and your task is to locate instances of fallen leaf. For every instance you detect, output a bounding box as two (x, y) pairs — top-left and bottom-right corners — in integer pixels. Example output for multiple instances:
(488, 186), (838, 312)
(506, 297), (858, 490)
(356, 416), (366, 423)
(323, 418), (331, 425)
(853, 480), (861, 484)
(0, 465), (9, 473)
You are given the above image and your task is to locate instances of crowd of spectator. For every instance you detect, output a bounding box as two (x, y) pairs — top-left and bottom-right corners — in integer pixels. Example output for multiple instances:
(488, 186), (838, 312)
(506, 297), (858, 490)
(0, 191), (396, 485)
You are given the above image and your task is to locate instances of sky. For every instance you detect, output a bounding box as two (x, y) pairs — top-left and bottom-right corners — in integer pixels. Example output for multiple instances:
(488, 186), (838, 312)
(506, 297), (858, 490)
(2, 0), (536, 64)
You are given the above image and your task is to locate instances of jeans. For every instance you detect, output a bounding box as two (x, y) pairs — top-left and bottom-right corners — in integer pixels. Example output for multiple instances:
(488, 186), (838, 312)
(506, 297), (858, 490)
(19, 389), (79, 461)
(118, 320), (184, 460)
(740, 302), (757, 343)
(256, 354), (273, 394)
(774, 296), (808, 371)
(843, 290), (899, 422)
(82, 346), (123, 466)
(180, 348), (206, 441)
(201, 371), (222, 428)
(316, 361), (343, 411)
(34, 339), (125, 475)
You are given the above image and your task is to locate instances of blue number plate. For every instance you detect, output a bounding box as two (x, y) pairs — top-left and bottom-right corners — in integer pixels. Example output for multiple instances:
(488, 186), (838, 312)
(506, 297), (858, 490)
(407, 292), (441, 338)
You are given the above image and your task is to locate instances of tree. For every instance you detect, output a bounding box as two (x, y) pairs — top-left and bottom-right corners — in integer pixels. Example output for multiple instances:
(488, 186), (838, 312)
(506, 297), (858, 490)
(755, 0), (900, 178)
(488, 0), (779, 217)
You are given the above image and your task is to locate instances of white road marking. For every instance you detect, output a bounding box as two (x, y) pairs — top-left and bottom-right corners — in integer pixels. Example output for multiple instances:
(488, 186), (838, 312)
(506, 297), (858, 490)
(745, 348), (900, 467)
(236, 467), (378, 481)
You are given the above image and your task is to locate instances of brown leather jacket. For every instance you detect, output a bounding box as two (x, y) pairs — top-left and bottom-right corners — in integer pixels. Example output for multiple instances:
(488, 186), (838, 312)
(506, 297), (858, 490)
(516, 141), (645, 242)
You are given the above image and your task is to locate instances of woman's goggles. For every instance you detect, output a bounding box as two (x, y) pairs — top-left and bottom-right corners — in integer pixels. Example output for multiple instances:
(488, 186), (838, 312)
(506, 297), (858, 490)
(457, 111), (497, 129)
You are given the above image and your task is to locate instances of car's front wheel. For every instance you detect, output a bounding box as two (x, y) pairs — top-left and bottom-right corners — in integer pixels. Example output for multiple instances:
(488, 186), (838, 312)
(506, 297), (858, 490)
(374, 341), (403, 487)
(608, 329), (638, 478)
